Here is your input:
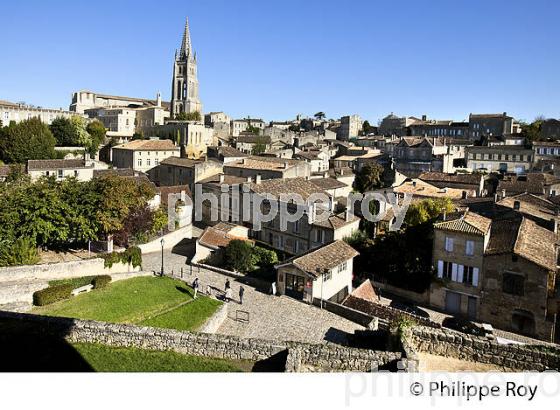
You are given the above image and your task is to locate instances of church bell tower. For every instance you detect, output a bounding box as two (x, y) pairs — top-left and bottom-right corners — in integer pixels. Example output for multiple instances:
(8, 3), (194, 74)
(171, 18), (202, 118)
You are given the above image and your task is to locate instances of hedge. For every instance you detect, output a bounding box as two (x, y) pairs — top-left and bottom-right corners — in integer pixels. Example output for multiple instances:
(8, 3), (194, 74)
(92, 275), (112, 289)
(102, 246), (142, 269)
(33, 284), (74, 306)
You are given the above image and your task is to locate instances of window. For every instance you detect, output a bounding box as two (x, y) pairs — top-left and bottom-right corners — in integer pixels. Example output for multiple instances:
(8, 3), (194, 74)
(465, 240), (474, 256)
(503, 272), (524, 296)
(315, 229), (324, 243)
(324, 270), (332, 281)
(57, 169), (63, 179)
(441, 261), (453, 279)
(147, 159), (151, 166)
(137, 159), (142, 167)
(463, 266), (474, 285)
(292, 220), (300, 234)
(445, 237), (454, 252)
(339, 261), (348, 273)
(155, 159), (159, 166)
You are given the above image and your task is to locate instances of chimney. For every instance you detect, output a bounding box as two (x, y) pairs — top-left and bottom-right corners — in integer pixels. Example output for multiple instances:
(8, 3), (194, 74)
(255, 174), (262, 184)
(422, 114), (427, 121)
(283, 161), (289, 169)
(501, 189), (506, 199)
(219, 174), (225, 183)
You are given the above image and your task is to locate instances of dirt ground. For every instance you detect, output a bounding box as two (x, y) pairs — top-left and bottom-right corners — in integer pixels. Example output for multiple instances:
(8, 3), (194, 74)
(39, 249), (96, 264)
(417, 353), (507, 372)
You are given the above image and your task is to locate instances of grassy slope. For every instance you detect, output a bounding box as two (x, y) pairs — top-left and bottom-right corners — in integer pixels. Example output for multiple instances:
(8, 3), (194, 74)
(33, 276), (220, 331)
(73, 343), (246, 372)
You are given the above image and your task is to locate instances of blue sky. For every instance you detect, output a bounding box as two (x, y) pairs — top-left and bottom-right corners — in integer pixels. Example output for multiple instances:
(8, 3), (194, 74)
(1, 0), (559, 123)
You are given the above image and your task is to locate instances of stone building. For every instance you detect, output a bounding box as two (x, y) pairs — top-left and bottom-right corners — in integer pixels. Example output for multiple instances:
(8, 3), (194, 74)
(26, 159), (97, 182)
(275, 240), (359, 303)
(147, 156), (222, 193)
(69, 90), (168, 114)
(418, 172), (486, 197)
(466, 145), (533, 175)
(170, 18), (202, 117)
(337, 115), (362, 141)
(431, 210), (558, 341)
(223, 156), (311, 180)
(192, 222), (251, 264)
(541, 119), (560, 140)
(234, 134), (272, 154)
(231, 118), (266, 136)
(85, 107), (136, 140)
(293, 150), (330, 174)
(468, 113), (515, 140)
(1, 99), (83, 126)
(409, 117), (469, 139)
(111, 139), (180, 173)
(145, 121), (214, 159)
(497, 174), (560, 198)
(378, 113), (421, 136)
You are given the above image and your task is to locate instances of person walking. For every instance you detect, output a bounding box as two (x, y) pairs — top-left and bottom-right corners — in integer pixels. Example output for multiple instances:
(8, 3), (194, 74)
(192, 277), (199, 299)
(225, 279), (230, 291)
(239, 286), (245, 305)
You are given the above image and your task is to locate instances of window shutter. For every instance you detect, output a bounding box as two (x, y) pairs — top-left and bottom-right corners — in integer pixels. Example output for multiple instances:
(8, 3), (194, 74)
(451, 263), (458, 281)
(473, 268), (479, 287)
(457, 265), (464, 283)
(437, 260), (444, 278)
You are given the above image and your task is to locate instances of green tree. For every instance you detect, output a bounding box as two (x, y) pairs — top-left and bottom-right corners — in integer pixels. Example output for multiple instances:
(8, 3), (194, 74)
(362, 120), (375, 135)
(225, 239), (254, 273)
(355, 163), (384, 193)
(50, 117), (76, 146)
(519, 116), (545, 141)
(404, 198), (454, 226)
(0, 118), (56, 163)
(70, 116), (92, 149)
(246, 125), (261, 135)
(86, 120), (107, 156)
(251, 136), (268, 155)
(175, 111), (201, 121)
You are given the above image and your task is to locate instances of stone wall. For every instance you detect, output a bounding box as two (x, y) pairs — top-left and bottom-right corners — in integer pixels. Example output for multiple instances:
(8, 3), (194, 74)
(343, 295), (440, 329)
(0, 258), (140, 283)
(198, 303), (228, 334)
(407, 326), (560, 371)
(137, 225), (193, 254)
(311, 298), (378, 328)
(0, 311), (403, 372)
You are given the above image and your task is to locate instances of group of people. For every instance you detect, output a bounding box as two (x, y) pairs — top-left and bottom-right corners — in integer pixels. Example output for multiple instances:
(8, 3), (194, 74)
(191, 277), (245, 305)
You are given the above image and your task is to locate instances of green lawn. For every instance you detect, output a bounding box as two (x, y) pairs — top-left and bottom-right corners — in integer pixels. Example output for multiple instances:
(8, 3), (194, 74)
(33, 276), (221, 331)
(73, 343), (247, 372)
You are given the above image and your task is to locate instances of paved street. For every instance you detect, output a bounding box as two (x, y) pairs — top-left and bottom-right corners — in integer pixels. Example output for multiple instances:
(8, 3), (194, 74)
(143, 246), (363, 345)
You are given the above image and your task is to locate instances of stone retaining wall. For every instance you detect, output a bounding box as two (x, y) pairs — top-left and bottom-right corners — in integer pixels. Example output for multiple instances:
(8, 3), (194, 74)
(407, 326), (560, 371)
(0, 311), (403, 372)
(311, 298), (378, 328)
(137, 225), (193, 254)
(0, 259), (140, 284)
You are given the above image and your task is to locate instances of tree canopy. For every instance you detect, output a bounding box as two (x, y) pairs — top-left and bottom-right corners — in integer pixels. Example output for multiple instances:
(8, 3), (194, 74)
(175, 111), (201, 121)
(0, 118), (57, 163)
(354, 163), (384, 193)
(404, 198), (454, 227)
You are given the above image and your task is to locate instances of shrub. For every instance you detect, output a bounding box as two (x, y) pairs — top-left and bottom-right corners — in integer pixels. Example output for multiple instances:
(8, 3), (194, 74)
(49, 275), (97, 288)
(251, 246), (278, 268)
(0, 237), (39, 267)
(33, 284), (73, 306)
(102, 246), (142, 268)
(92, 275), (111, 289)
(225, 240), (253, 273)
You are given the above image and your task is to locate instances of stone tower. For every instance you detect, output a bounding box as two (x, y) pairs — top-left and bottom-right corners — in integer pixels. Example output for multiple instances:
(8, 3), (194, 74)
(170, 18), (202, 118)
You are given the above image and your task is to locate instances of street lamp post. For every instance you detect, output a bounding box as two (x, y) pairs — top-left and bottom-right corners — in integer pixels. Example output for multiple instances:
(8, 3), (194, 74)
(160, 238), (165, 277)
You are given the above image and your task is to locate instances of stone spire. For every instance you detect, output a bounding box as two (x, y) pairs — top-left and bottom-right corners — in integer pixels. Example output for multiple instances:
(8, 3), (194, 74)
(179, 17), (192, 58)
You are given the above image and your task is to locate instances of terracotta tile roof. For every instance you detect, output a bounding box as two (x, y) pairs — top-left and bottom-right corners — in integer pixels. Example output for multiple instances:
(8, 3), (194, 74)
(497, 173), (560, 195)
(226, 156), (303, 171)
(160, 157), (202, 168)
(419, 171), (483, 186)
(278, 240), (359, 277)
(156, 185), (192, 205)
(393, 178), (469, 199)
(27, 159), (89, 171)
(216, 146), (247, 157)
(198, 223), (250, 249)
(250, 177), (328, 202)
(497, 193), (559, 222)
(198, 173), (248, 185)
(348, 280), (378, 302)
(434, 211), (492, 236)
(309, 177), (348, 190)
(486, 217), (558, 270)
(312, 211), (359, 230)
(114, 139), (179, 151)
(236, 135), (271, 144)
(294, 150), (323, 161)
(93, 168), (141, 178)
